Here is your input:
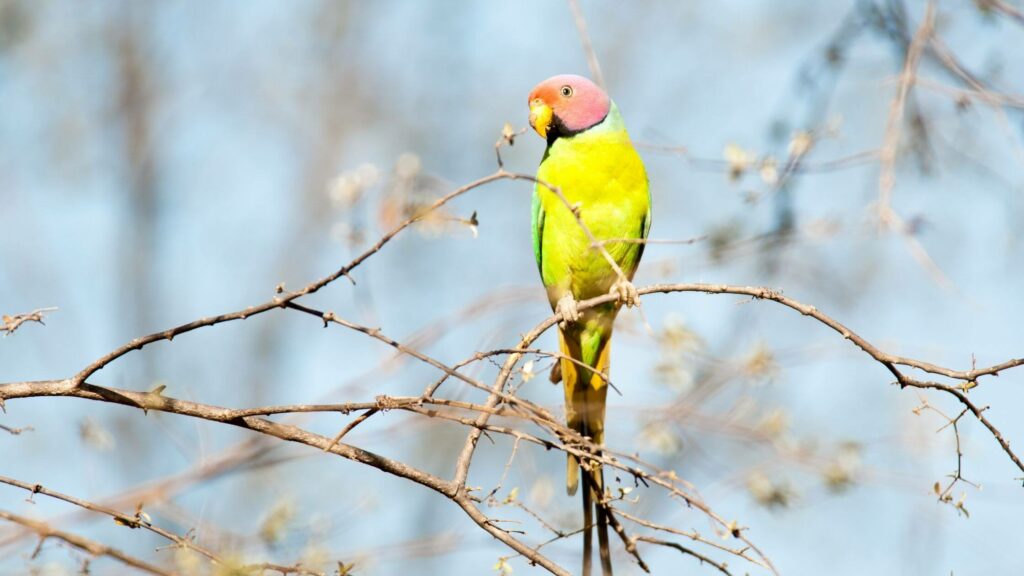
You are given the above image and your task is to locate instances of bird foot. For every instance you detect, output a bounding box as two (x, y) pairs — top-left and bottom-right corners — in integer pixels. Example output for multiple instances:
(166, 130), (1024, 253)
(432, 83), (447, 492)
(609, 278), (640, 308)
(555, 293), (580, 328)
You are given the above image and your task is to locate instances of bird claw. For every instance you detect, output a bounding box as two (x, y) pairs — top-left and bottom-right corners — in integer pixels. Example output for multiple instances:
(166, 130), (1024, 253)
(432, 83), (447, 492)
(555, 294), (580, 328)
(610, 278), (640, 308)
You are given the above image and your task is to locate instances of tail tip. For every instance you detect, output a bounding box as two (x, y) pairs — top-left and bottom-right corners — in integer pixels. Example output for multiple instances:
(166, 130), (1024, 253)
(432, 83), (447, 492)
(567, 455), (579, 495)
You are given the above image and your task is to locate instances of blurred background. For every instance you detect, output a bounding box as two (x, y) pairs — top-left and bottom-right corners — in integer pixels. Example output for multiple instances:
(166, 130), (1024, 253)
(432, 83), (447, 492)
(2, 1), (1023, 574)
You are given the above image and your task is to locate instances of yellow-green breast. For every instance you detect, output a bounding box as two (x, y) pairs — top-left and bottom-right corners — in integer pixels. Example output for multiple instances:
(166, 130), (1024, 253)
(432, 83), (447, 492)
(531, 105), (651, 308)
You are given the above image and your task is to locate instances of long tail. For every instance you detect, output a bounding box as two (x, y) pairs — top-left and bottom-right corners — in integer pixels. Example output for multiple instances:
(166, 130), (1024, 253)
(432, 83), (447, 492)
(558, 328), (613, 576)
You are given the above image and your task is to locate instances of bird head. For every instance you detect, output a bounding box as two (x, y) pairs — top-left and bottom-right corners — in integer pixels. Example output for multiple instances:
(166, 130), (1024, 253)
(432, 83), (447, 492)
(527, 74), (610, 143)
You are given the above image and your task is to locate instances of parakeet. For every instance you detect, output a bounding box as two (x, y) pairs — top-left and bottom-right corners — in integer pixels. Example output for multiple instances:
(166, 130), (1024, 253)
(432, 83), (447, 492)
(528, 74), (650, 576)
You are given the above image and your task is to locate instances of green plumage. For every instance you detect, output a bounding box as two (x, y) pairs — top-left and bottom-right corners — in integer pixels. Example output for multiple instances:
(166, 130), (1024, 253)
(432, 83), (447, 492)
(531, 101), (649, 484)
(532, 105), (650, 313)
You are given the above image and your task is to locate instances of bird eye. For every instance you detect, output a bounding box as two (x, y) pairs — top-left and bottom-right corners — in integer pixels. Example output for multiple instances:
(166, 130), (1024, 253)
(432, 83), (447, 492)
(560, 85), (573, 97)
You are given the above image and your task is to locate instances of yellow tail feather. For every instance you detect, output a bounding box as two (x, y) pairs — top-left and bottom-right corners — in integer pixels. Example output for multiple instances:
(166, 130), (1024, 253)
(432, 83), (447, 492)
(560, 328), (611, 494)
(558, 328), (614, 575)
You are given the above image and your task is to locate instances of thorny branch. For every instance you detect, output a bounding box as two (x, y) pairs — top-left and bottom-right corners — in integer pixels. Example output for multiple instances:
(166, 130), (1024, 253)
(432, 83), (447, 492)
(2, 280), (1021, 572)
(0, 476), (323, 576)
(876, 2), (956, 290)
(1, 308), (57, 337)
(0, 510), (171, 576)
(6, 5), (1024, 568)
(911, 399), (977, 517)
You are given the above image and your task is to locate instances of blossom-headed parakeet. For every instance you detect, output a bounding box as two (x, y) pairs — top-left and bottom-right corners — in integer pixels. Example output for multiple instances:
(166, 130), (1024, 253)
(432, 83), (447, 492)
(528, 74), (650, 576)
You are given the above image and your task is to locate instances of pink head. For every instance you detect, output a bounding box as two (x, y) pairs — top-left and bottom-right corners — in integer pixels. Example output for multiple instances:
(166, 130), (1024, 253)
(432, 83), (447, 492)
(527, 74), (610, 142)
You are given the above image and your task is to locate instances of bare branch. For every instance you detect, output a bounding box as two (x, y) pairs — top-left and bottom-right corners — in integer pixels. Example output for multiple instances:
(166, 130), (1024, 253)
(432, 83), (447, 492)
(876, 2), (954, 290)
(0, 475), (242, 570)
(978, 0), (1024, 26)
(69, 170), (516, 387)
(566, 0), (606, 89)
(634, 535), (733, 576)
(1, 308), (57, 337)
(0, 510), (171, 576)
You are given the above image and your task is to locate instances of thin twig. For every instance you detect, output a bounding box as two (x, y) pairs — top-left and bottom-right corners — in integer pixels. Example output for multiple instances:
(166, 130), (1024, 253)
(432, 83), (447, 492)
(566, 0), (606, 89)
(1, 308), (57, 336)
(0, 510), (171, 576)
